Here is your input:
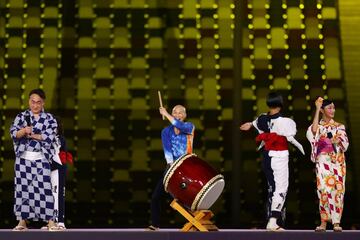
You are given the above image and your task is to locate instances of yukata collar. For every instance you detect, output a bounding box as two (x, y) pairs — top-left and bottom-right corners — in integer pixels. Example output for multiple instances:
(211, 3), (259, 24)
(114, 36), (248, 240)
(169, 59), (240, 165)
(28, 109), (45, 118)
(320, 118), (334, 125)
(267, 112), (282, 119)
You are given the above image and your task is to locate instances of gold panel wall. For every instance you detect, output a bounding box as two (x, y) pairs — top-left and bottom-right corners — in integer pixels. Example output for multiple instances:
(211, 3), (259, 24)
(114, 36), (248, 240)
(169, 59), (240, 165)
(0, 0), (356, 228)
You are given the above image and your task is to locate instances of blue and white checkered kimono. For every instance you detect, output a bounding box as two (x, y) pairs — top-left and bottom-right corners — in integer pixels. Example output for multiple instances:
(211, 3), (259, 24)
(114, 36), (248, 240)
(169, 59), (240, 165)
(10, 109), (57, 221)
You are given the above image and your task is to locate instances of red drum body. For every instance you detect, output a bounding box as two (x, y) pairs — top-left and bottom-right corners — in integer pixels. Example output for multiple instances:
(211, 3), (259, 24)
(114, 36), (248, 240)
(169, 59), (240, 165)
(163, 154), (225, 211)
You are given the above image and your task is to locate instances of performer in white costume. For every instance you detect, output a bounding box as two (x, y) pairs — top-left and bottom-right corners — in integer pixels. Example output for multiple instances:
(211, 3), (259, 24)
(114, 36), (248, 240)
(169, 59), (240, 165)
(240, 92), (304, 231)
(47, 116), (73, 230)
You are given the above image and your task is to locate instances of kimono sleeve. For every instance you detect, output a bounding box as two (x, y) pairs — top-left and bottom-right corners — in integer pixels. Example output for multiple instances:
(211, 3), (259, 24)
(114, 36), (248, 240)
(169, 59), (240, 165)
(336, 124), (349, 152)
(275, 118), (297, 137)
(252, 114), (266, 134)
(306, 125), (318, 163)
(171, 120), (194, 135)
(161, 127), (174, 164)
(10, 113), (25, 142)
(40, 113), (58, 149)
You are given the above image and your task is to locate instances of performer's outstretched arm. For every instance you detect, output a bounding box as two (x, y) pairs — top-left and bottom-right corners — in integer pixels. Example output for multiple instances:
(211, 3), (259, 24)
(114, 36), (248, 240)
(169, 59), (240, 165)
(171, 120), (194, 135)
(159, 106), (194, 134)
(311, 97), (323, 134)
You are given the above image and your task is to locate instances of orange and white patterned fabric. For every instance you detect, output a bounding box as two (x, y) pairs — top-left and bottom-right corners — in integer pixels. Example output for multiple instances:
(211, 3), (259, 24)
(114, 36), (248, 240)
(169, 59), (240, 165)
(306, 119), (349, 224)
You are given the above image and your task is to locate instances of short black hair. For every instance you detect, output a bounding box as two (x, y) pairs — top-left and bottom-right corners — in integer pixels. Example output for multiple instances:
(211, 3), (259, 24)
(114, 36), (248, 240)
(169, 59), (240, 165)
(266, 92), (283, 108)
(29, 88), (46, 100)
(321, 99), (334, 109)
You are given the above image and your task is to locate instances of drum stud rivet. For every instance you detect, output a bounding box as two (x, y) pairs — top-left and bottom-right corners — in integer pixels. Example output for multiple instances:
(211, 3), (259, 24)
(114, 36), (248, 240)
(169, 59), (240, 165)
(180, 182), (187, 189)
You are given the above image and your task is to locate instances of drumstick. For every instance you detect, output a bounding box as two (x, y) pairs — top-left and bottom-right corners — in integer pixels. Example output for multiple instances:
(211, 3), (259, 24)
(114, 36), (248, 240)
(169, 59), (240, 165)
(158, 90), (165, 120)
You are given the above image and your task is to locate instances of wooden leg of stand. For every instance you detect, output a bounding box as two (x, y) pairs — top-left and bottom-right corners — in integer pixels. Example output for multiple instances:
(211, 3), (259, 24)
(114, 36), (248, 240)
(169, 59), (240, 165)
(170, 200), (208, 232)
(193, 210), (218, 231)
(170, 199), (218, 232)
(182, 211), (207, 231)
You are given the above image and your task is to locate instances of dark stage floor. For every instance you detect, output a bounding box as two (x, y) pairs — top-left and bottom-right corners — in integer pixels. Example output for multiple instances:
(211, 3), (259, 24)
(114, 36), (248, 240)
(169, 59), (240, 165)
(1, 228), (360, 240)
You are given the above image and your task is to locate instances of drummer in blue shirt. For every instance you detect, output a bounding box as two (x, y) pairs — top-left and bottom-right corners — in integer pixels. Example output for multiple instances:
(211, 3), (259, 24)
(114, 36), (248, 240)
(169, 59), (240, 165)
(147, 105), (195, 231)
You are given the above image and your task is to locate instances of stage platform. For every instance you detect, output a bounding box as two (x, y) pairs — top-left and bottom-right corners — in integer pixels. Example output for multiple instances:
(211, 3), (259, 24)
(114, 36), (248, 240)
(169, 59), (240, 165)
(1, 228), (359, 240)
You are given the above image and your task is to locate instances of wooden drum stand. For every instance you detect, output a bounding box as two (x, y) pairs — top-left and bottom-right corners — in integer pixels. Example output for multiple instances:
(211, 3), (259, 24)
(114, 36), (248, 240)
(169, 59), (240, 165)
(170, 199), (218, 232)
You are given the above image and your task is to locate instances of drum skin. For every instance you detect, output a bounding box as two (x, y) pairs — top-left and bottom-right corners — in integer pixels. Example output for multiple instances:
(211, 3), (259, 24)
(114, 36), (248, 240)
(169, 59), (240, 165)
(163, 153), (224, 211)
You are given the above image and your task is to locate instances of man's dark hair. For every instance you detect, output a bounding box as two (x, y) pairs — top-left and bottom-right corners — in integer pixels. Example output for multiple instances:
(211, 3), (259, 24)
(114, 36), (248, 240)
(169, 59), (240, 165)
(266, 91), (283, 108)
(29, 88), (46, 100)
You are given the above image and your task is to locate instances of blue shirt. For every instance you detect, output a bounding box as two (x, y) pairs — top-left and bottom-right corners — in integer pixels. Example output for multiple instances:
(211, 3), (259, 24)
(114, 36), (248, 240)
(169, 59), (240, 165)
(161, 119), (195, 164)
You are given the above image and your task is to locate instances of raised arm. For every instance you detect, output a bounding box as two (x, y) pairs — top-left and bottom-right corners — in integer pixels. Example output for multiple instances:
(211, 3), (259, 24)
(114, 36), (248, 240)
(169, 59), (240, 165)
(171, 120), (194, 135)
(159, 107), (175, 123)
(159, 106), (194, 134)
(311, 97), (323, 134)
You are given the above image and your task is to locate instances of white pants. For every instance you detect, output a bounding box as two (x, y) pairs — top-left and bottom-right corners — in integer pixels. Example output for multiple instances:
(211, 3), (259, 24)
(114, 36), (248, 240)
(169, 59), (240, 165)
(270, 156), (289, 212)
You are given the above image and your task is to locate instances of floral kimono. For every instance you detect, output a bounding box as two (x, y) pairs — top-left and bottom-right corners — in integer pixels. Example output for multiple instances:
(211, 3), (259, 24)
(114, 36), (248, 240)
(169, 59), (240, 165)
(306, 119), (349, 224)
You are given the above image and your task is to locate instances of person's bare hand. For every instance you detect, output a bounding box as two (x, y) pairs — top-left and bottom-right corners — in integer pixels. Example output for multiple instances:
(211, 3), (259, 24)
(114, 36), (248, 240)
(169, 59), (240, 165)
(29, 134), (42, 141)
(24, 126), (32, 136)
(240, 122), (252, 131)
(159, 107), (168, 117)
(315, 97), (323, 110)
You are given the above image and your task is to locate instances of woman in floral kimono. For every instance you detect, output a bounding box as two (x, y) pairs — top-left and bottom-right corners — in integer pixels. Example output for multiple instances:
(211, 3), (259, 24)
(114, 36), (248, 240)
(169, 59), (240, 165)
(306, 97), (349, 232)
(10, 89), (59, 231)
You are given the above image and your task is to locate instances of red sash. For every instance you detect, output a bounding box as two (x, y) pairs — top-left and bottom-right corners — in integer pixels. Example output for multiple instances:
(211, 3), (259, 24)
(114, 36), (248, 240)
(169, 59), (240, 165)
(256, 132), (288, 151)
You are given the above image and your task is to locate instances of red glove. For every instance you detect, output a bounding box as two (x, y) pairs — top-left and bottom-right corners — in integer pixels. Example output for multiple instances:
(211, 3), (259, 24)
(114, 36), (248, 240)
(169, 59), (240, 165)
(59, 151), (73, 165)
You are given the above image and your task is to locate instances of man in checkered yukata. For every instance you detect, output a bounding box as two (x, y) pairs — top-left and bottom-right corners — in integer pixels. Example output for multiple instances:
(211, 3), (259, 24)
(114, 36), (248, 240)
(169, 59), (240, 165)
(10, 88), (60, 231)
